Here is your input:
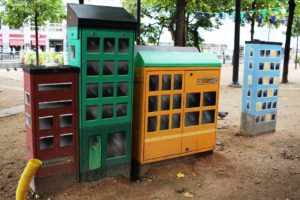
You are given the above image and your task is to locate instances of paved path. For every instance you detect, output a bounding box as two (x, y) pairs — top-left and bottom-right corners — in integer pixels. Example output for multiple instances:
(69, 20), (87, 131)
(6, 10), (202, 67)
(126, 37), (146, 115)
(0, 85), (23, 91)
(0, 105), (24, 118)
(280, 87), (300, 91)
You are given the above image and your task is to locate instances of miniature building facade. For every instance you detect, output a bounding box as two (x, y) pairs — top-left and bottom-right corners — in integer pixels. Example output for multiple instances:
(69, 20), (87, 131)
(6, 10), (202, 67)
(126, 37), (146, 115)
(240, 41), (282, 136)
(23, 66), (79, 193)
(67, 4), (137, 181)
(132, 51), (221, 168)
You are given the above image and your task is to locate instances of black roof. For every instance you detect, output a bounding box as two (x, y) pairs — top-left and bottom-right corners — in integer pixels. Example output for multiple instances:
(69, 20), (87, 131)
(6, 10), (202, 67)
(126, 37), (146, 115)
(67, 3), (137, 30)
(23, 65), (79, 74)
(245, 40), (282, 46)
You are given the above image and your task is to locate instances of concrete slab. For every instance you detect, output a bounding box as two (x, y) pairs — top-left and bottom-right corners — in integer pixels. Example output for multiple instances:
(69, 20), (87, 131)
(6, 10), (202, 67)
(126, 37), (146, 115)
(240, 112), (276, 136)
(0, 85), (23, 91)
(0, 105), (24, 118)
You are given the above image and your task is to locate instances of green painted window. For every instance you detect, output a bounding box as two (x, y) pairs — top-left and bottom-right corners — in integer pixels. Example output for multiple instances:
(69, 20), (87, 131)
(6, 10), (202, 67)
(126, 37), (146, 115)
(80, 29), (135, 128)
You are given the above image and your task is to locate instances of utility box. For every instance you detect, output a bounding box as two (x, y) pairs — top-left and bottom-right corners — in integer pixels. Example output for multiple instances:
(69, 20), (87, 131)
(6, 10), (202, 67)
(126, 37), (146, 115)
(132, 51), (221, 175)
(240, 40), (282, 136)
(23, 66), (79, 194)
(67, 3), (137, 181)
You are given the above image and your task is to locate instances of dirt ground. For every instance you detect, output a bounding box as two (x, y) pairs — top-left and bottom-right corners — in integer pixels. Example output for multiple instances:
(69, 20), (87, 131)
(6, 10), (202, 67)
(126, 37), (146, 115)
(0, 64), (299, 200)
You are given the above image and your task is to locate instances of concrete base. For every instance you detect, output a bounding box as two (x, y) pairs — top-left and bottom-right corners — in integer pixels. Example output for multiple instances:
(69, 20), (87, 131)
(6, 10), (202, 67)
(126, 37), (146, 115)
(30, 172), (76, 195)
(80, 162), (130, 182)
(240, 112), (276, 136)
(228, 82), (242, 88)
(131, 150), (213, 180)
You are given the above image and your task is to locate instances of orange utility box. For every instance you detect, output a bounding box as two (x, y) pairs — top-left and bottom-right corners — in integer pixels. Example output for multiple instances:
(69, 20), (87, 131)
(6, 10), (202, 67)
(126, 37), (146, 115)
(132, 51), (221, 172)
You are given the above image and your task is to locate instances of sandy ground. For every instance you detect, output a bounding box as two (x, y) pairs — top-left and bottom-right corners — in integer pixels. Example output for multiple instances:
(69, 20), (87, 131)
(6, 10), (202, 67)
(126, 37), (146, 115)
(0, 69), (23, 110)
(0, 64), (299, 200)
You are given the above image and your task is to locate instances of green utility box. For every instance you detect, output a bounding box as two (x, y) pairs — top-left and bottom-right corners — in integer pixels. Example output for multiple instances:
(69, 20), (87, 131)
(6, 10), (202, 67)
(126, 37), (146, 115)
(80, 123), (131, 181)
(67, 3), (137, 181)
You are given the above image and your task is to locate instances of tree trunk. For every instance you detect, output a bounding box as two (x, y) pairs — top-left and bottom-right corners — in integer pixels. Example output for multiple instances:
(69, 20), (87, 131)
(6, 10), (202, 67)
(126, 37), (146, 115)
(136, 0), (141, 45)
(295, 35), (298, 69)
(185, 14), (189, 47)
(231, 0), (241, 86)
(79, 0), (84, 4)
(282, 0), (296, 83)
(174, 0), (187, 46)
(34, 12), (39, 67)
(168, 14), (176, 41)
(250, 0), (256, 41)
(192, 28), (200, 51)
(157, 21), (164, 46)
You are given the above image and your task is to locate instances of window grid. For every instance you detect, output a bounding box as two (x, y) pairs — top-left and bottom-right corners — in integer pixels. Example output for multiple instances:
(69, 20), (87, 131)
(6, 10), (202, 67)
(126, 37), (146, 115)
(146, 72), (184, 133)
(82, 30), (134, 126)
(145, 71), (218, 134)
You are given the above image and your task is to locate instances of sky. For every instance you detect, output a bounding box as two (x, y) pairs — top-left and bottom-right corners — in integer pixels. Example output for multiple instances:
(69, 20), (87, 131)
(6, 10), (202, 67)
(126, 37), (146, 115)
(198, 18), (292, 51)
(159, 18), (294, 51)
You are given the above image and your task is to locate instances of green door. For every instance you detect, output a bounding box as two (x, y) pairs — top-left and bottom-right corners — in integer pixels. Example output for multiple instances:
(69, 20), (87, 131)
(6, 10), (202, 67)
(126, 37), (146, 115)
(80, 29), (135, 129)
(80, 123), (131, 175)
(88, 135), (101, 170)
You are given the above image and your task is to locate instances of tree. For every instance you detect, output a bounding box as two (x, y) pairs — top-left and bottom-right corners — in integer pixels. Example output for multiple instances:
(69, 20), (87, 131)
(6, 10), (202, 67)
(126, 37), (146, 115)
(250, 0), (256, 41)
(0, 0), (64, 66)
(122, 0), (233, 48)
(231, 0), (241, 87)
(282, 0), (296, 83)
(174, 0), (187, 46)
(240, 0), (298, 83)
(292, 9), (300, 69)
(137, 0), (141, 44)
(240, 0), (279, 41)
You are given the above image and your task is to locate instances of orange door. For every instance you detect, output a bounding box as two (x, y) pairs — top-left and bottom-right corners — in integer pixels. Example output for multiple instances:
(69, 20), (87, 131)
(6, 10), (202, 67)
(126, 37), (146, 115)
(144, 71), (185, 161)
(181, 70), (220, 153)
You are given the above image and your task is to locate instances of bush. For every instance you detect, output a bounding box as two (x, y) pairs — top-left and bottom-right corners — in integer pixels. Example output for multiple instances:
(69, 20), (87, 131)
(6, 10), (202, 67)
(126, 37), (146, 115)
(23, 50), (64, 65)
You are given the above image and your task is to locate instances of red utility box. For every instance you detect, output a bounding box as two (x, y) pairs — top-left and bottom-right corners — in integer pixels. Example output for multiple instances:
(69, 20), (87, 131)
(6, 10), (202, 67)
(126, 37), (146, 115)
(23, 66), (79, 194)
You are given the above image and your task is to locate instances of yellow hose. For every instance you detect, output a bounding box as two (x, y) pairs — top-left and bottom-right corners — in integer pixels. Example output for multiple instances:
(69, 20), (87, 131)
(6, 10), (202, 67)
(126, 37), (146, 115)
(16, 159), (43, 200)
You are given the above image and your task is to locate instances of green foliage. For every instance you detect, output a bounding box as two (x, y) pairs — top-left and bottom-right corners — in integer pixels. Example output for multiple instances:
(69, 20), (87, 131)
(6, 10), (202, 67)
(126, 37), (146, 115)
(23, 50), (64, 65)
(292, 6), (300, 37)
(23, 51), (36, 65)
(241, 0), (290, 28)
(239, 0), (295, 42)
(0, 0), (65, 28)
(0, 0), (65, 66)
(122, 0), (233, 47)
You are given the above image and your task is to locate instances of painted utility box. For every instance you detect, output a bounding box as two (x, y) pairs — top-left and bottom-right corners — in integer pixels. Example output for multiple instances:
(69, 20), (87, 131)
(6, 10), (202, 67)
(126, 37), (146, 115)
(132, 51), (221, 174)
(67, 3), (137, 181)
(23, 66), (79, 193)
(240, 40), (282, 136)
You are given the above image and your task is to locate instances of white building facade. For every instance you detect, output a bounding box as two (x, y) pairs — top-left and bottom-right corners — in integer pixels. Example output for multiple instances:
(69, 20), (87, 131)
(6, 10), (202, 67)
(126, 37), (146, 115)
(0, 0), (121, 54)
(0, 22), (67, 54)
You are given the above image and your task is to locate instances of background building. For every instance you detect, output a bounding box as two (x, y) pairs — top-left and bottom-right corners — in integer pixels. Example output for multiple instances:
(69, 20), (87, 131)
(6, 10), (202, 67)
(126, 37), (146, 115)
(0, 22), (66, 54)
(0, 0), (121, 55)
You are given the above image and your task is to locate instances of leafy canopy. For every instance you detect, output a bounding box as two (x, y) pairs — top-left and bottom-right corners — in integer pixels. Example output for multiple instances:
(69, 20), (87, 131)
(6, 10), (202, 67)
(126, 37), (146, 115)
(241, 0), (291, 28)
(292, 5), (300, 37)
(122, 0), (233, 46)
(0, 0), (65, 28)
